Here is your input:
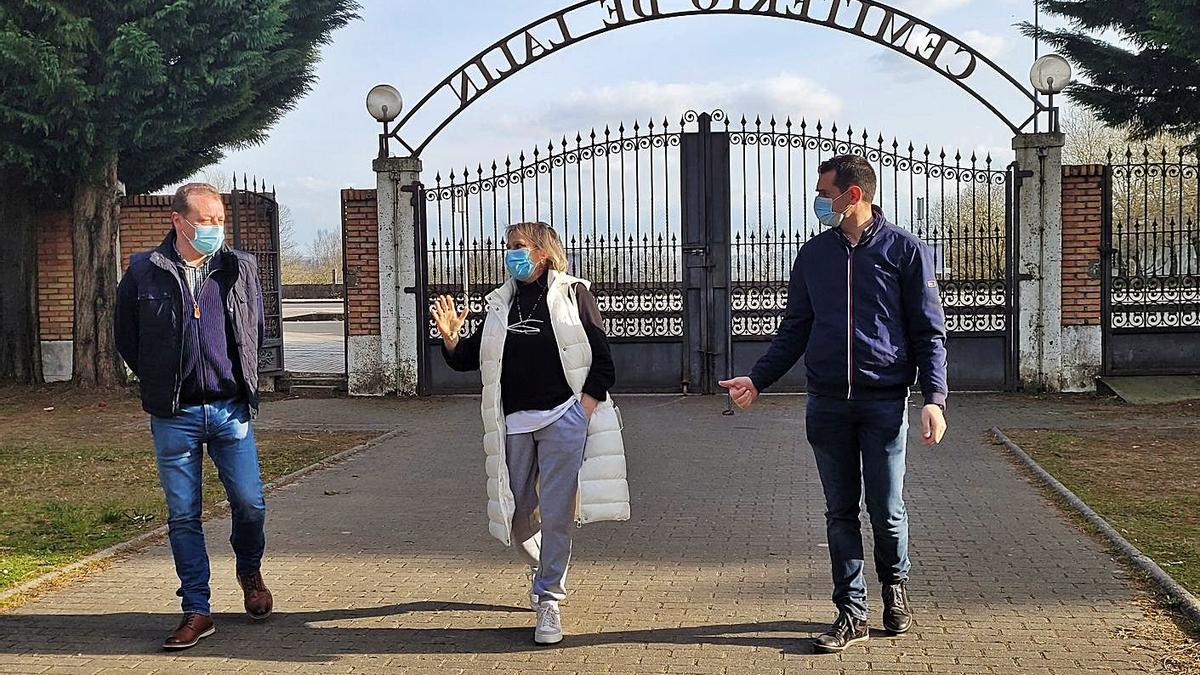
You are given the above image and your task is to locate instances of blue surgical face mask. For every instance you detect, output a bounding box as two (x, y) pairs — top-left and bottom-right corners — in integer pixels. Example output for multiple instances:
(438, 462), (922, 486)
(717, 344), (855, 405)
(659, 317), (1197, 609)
(813, 189), (852, 228)
(184, 218), (224, 256)
(505, 248), (537, 281)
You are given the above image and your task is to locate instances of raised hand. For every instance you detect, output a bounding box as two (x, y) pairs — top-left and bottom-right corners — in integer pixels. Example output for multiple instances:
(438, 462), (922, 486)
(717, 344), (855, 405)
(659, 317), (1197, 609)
(431, 295), (469, 349)
(719, 376), (759, 410)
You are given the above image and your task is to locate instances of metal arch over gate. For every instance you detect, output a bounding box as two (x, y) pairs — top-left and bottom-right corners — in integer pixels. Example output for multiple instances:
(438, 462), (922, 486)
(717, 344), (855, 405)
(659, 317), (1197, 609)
(386, 0), (1053, 157)
(415, 110), (1018, 394)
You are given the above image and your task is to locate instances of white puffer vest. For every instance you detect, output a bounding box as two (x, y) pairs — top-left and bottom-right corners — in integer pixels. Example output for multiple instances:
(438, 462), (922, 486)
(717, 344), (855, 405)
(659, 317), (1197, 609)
(478, 270), (630, 545)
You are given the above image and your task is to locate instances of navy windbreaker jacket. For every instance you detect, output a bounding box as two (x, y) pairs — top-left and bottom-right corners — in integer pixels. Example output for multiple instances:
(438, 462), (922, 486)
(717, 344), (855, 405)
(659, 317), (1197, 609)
(749, 206), (949, 407)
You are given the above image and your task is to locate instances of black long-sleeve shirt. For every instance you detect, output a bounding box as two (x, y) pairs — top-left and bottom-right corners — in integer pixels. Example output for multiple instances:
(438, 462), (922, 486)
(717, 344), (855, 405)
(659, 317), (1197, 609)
(442, 274), (616, 415)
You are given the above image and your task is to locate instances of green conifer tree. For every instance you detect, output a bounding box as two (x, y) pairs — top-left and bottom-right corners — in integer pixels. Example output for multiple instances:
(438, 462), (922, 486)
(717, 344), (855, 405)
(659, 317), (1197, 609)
(1027, 0), (1200, 144)
(0, 1), (357, 385)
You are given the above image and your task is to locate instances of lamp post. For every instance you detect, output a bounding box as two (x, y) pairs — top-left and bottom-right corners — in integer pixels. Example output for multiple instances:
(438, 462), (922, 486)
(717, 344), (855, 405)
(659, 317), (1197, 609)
(366, 84), (403, 159)
(1029, 54), (1073, 132)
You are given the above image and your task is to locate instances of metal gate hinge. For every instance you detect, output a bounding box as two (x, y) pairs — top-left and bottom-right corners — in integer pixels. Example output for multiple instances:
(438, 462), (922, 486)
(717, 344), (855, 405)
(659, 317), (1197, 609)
(1011, 168), (1034, 187)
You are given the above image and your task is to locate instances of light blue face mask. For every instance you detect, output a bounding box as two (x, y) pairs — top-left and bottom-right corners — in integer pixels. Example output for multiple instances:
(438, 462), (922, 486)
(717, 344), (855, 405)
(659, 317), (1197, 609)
(813, 189), (852, 228)
(184, 218), (224, 256)
(505, 248), (538, 281)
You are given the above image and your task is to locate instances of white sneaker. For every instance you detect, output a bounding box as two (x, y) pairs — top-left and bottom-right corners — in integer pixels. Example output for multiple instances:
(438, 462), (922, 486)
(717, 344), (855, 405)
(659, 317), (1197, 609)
(526, 567), (539, 612)
(534, 600), (563, 645)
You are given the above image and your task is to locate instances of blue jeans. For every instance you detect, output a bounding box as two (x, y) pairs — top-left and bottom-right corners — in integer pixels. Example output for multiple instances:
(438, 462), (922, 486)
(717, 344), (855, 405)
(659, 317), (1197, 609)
(151, 398), (266, 615)
(806, 394), (910, 621)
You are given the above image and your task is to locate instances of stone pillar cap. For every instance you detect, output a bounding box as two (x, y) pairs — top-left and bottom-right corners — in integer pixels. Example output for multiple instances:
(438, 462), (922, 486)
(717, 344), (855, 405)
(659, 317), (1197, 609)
(1012, 132), (1065, 150)
(373, 156), (423, 173)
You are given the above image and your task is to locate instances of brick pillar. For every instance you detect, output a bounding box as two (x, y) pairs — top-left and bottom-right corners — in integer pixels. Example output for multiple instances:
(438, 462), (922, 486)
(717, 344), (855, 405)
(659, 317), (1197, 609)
(1059, 165), (1105, 390)
(341, 189), (382, 394)
(36, 210), (74, 381)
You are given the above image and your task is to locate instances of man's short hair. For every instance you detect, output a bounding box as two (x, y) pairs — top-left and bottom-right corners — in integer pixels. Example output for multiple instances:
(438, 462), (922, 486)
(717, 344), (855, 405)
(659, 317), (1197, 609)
(171, 183), (223, 215)
(817, 155), (877, 203)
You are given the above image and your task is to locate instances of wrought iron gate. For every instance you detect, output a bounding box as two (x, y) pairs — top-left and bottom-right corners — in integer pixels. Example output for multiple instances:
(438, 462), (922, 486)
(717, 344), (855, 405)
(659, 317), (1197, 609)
(723, 113), (1020, 392)
(230, 180), (285, 375)
(416, 110), (1017, 394)
(1101, 147), (1200, 375)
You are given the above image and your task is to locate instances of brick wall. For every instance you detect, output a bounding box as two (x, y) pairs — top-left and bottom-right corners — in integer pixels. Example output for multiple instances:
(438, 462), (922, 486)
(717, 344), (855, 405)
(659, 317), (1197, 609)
(36, 210), (74, 342)
(230, 193), (275, 250)
(119, 194), (261, 270)
(1061, 165), (1105, 326)
(341, 189), (379, 337)
(119, 195), (176, 270)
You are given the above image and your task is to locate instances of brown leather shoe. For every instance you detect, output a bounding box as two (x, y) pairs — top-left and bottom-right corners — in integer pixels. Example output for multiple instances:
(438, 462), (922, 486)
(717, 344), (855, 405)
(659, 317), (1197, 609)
(238, 572), (273, 620)
(162, 613), (215, 650)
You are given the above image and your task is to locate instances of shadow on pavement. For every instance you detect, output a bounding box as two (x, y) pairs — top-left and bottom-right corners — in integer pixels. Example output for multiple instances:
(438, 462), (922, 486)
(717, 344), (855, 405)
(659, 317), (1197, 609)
(0, 602), (835, 660)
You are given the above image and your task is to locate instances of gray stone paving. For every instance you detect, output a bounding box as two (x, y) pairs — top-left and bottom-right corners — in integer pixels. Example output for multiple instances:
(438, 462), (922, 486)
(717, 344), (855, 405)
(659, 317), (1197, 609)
(0, 394), (1174, 673)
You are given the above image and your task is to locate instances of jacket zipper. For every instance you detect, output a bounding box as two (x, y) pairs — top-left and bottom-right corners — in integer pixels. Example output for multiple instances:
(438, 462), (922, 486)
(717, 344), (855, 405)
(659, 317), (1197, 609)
(189, 277), (208, 404)
(492, 297), (515, 546)
(149, 252), (188, 413)
(846, 245), (855, 400)
(174, 283), (186, 412)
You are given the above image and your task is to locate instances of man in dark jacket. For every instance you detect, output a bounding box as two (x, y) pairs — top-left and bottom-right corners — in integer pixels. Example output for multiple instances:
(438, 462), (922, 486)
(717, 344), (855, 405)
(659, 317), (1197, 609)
(115, 183), (273, 650)
(720, 155), (948, 653)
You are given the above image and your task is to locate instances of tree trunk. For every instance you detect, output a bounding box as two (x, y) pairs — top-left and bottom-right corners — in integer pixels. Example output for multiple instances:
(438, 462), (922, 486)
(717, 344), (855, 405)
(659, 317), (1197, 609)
(71, 155), (124, 387)
(0, 171), (43, 383)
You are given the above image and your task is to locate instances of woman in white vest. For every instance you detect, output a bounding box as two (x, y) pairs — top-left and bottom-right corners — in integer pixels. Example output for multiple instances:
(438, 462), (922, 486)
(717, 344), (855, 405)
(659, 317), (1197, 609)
(432, 221), (629, 646)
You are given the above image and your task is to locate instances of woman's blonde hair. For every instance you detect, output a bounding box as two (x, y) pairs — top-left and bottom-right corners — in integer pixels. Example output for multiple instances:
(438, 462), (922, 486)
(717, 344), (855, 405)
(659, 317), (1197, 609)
(506, 221), (568, 272)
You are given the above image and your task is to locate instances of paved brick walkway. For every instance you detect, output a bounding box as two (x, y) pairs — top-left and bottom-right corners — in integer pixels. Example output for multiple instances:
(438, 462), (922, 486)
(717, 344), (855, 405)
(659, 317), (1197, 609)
(0, 395), (1174, 673)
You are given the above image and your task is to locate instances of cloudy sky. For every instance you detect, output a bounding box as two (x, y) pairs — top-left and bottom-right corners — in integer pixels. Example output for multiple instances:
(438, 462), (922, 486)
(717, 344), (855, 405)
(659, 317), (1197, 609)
(189, 0), (1067, 248)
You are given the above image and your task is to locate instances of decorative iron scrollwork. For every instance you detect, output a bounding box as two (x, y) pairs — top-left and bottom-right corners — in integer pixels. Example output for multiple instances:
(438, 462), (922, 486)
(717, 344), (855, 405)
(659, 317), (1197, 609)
(423, 113), (1017, 344)
(1106, 145), (1200, 330)
(726, 115), (1011, 337)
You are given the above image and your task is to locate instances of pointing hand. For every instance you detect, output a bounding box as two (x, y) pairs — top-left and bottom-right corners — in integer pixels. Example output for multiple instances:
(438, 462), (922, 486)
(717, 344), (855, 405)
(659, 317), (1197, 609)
(719, 376), (759, 410)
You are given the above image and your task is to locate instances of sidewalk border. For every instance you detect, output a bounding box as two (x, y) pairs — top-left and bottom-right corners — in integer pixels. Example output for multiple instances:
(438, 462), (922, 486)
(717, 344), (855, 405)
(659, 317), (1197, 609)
(991, 427), (1200, 627)
(0, 427), (403, 606)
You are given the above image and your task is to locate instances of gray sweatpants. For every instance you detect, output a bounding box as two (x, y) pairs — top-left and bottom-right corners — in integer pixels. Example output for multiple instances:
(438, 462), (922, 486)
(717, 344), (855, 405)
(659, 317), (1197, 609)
(507, 400), (588, 602)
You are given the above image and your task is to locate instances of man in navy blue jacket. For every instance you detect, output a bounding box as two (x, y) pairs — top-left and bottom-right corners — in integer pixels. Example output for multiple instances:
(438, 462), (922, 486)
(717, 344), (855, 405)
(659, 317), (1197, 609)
(115, 183), (273, 650)
(721, 155), (948, 653)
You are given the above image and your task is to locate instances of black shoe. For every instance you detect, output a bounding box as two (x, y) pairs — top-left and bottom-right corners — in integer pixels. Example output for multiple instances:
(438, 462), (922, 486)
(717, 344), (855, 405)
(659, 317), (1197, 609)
(882, 581), (912, 634)
(814, 613), (869, 653)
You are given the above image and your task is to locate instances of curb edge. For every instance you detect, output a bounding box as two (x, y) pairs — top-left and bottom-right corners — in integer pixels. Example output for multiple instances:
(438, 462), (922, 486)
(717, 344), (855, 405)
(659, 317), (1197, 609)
(991, 427), (1200, 628)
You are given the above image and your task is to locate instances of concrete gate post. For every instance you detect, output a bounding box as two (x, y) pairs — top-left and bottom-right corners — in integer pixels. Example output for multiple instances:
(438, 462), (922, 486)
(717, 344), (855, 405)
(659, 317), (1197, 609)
(348, 156), (422, 396)
(1012, 132), (1066, 392)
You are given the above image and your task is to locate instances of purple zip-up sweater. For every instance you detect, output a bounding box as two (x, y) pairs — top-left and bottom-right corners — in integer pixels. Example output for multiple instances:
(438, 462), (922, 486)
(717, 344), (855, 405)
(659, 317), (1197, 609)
(169, 246), (243, 405)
